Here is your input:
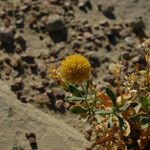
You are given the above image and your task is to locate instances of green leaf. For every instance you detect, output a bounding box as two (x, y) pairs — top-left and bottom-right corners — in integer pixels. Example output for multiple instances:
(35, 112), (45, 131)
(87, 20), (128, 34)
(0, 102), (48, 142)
(68, 84), (82, 97)
(116, 114), (126, 130)
(129, 114), (140, 122)
(65, 96), (85, 102)
(140, 96), (150, 112)
(70, 105), (88, 114)
(95, 110), (113, 115)
(140, 116), (150, 125)
(108, 115), (113, 128)
(105, 87), (116, 106)
(119, 103), (131, 111)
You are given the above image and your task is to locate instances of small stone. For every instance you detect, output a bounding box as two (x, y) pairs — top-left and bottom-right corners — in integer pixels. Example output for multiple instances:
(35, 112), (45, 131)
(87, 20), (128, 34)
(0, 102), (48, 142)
(125, 17), (146, 36)
(21, 54), (35, 64)
(123, 52), (131, 60)
(11, 77), (24, 91)
(86, 52), (101, 68)
(46, 14), (65, 32)
(37, 62), (47, 77)
(16, 16), (24, 28)
(10, 54), (21, 68)
(20, 3), (31, 12)
(52, 87), (65, 99)
(30, 81), (45, 91)
(125, 36), (135, 46)
(55, 99), (64, 109)
(0, 26), (15, 44)
(103, 75), (115, 86)
(101, 4), (115, 17)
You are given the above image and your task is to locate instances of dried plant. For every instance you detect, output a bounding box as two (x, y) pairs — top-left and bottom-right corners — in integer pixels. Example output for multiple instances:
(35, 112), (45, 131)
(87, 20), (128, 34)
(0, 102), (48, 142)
(48, 40), (150, 150)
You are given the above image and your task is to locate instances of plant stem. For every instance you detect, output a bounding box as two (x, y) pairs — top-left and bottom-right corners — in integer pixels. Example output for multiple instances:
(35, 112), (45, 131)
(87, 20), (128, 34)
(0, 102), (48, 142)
(146, 54), (150, 89)
(116, 76), (123, 104)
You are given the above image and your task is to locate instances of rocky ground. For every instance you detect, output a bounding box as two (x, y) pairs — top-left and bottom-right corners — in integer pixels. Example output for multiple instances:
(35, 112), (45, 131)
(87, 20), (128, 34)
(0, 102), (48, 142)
(0, 0), (150, 149)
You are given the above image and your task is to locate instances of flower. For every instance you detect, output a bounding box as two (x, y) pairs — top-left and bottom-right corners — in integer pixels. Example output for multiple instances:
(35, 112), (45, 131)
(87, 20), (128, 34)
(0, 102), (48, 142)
(109, 63), (123, 76)
(48, 67), (60, 80)
(60, 54), (91, 84)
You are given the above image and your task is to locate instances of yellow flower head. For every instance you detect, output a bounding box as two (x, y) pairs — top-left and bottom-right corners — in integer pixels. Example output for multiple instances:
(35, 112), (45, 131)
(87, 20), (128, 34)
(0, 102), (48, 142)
(60, 54), (91, 84)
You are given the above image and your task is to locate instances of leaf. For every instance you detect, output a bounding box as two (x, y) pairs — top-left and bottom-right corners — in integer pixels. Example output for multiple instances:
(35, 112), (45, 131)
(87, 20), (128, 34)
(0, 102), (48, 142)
(69, 105), (88, 114)
(95, 110), (113, 115)
(119, 102), (131, 112)
(68, 84), (82, 97)
(107, 115), (113, 128)
(140, 96), (150, 112)
(65, 96), (85, 102)
(129, 114), (140, 122)
(140, 116), (150, 125)
(116, 114), (126, 130)
(105, 87), (116, 106)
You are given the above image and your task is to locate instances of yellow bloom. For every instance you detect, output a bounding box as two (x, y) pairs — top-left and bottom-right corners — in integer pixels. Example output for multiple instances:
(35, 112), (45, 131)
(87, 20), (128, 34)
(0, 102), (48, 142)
(60, 54), (91, 84)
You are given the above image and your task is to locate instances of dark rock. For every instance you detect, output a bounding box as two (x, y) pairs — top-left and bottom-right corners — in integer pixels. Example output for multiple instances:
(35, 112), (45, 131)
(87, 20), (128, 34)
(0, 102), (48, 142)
(46, 14), (65, 32)
(37, 62), (47, 77)
(55, 99), (64, 111)
(103, 75), (115, 86)
(0, 26), (15, 44)
(52, 87), (65, 99)
(86, 52), (101, 68)
(101, 4), (115, 19)
(126, 17), (146, 37)
(11, 77), (24, 91)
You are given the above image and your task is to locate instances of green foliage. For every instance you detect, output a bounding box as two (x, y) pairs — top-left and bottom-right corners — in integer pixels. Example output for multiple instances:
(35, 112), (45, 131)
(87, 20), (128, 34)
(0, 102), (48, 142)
(65, 96), (85, 102)
(105, 87), (117, 107)
(70, 105), (88, 114)
(140, 96), (150, 112)
(68, 84), (82, 97)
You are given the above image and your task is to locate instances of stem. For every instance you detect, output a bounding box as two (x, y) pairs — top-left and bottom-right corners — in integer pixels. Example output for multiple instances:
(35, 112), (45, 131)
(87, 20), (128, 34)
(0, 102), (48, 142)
(116, 75), (123, 105)
(146, 54), (150, 89)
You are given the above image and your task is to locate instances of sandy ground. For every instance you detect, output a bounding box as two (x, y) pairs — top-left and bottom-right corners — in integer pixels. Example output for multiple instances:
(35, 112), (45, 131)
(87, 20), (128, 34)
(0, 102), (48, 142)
(0, 80), (89, 150)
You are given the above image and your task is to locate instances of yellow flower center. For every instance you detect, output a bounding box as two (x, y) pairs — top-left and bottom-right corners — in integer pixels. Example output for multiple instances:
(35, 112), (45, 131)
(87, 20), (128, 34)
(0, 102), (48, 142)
(60, 54), (91, 84)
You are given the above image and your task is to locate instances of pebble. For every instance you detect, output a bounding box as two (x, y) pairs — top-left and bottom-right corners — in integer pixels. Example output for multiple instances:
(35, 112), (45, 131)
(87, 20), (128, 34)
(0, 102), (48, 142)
(86, 52), (101, 68)
(46, 14), (65, 32)
(125, 36), (135, 46)
(0, 26), (15, 44)
(11, 77), (24, 91)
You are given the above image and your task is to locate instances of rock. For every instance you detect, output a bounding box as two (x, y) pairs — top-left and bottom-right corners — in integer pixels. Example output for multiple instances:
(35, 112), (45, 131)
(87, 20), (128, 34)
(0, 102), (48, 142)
(78, 0), (92, 11)
(126, 17), (146, 37)
(14, 34), (26, 50)
(52, 87), (65, 99)
(21, 54), (35, 64)
(16, 15), (24, 28)
(30, 81), (45, 91)
(50, 0), (61, 4)
(10, 54), (21, 68)
(20, 3), (31, 12)
(103, 75), (115, 86)
(0, 26), (15, 44)
(12, 145), (24, 150)
(83, 32), (93, 41)
(125, 36), (135, 46)
(36, 93), (50, 107)
(85, 52), (101, 68)
(123, 52), (131, 60)
(55, 100), (64, 110)
(37, 62), (47, 77)
(101, 4), (115, 18)
(46, 14), (65, 32)
(11, 77), (24, 91)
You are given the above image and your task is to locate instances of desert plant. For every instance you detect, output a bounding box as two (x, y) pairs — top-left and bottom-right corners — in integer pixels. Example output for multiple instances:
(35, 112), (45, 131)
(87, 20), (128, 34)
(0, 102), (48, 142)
(48, 40), (150, 150)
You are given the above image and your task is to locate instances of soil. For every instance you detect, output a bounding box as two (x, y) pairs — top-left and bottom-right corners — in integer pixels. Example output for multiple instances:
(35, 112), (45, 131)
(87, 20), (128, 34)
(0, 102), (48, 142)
(0, 0), (149, 149)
